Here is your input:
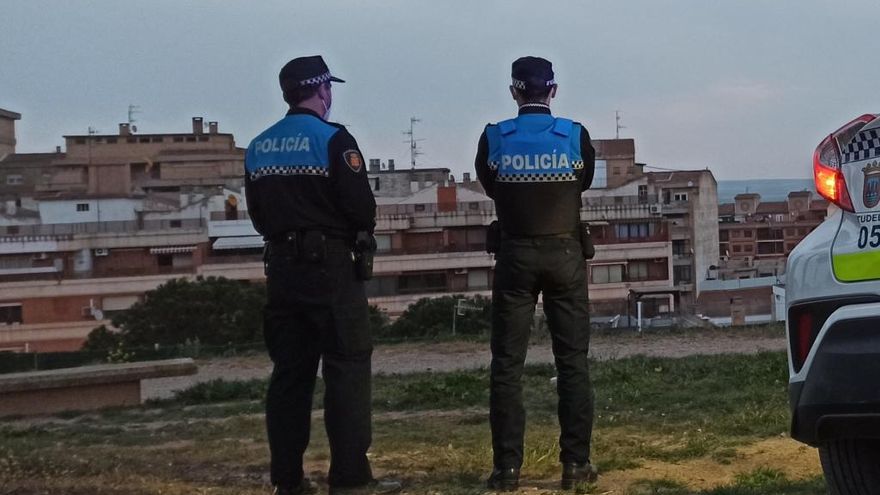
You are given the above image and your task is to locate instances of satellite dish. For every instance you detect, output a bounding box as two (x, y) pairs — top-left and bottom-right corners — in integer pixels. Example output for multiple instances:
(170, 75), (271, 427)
(93, 309), (104, 320)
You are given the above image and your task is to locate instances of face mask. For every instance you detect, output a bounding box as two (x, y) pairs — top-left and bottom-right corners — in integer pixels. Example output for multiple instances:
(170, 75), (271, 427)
(320, 96), (332, 121)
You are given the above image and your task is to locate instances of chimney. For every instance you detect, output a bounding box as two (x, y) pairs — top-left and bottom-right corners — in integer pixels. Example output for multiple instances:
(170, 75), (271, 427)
(208, 121), (218, 134)
(388, 159), (395, 172)
(55, 146), (62, 154)
(449, 174), (456, 184)
(369, 159), (380, 173)
(463, 172), (471, 183)
(119, 123), (131, 136)
(192, 117), (204, 135)
(437, 184), (457, 213)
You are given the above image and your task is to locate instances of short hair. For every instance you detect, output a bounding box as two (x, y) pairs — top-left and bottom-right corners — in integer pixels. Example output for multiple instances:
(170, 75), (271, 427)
(282, 82), (327, 106)
(513, 84), (554, 103)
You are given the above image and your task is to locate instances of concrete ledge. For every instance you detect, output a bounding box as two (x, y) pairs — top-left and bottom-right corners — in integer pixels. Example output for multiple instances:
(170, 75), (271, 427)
(0, 358), (197, 416)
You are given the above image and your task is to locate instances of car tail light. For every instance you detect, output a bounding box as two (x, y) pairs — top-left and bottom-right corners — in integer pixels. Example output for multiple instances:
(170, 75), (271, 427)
(788, 295), (880, 373)
(813, 114), (877, 212)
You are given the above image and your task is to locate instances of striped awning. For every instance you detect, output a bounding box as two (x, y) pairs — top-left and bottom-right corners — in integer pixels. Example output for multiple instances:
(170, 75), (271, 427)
(149, 246), (197, 255)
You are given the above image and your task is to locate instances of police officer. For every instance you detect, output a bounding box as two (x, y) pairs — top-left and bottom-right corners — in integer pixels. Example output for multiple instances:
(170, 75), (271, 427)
(474, 56), (597, 491)
(245, 56), (400, 495)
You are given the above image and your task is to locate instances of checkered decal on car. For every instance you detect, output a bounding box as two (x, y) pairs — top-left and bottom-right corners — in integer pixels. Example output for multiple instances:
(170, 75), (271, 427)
(496, 172), (578, 183)
(842, 129), (880, 164)
(249, 165), (329, 180)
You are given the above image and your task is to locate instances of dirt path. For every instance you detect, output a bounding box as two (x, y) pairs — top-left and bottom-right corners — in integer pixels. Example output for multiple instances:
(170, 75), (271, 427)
(142, 333), (785, 401)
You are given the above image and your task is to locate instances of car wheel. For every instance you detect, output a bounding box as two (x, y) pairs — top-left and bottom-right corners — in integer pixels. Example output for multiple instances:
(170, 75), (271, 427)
(819, 439), (880, 494)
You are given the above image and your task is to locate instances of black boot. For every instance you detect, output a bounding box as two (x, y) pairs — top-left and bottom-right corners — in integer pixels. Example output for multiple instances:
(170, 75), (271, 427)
(329, 478), (402, 494)
(486, 467), (520, 491)
(561, 462), (598, 489)
(273, 479), (318, 495)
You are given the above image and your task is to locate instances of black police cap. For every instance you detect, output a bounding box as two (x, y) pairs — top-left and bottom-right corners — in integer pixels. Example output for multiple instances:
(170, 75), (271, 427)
(279, 55), (345, 90)
(511, 56), (556, 91)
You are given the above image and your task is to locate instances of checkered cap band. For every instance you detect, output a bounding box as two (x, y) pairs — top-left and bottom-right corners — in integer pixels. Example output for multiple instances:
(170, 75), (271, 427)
(249, 165), (329, 181)
(300, 72), (333, 86)
(496, 172), (577, 183)
(512, 78), (556, 90)
(842, 128), (880, 164)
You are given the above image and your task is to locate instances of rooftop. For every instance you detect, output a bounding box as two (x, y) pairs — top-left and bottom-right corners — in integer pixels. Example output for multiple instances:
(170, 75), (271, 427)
(0, 108), (22, 120)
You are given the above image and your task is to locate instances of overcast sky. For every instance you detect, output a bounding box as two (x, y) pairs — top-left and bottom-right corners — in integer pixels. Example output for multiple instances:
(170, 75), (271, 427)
(2, 0), (878, 180)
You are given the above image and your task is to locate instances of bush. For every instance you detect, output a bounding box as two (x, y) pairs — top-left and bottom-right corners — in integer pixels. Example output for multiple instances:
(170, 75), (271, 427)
(83, 276), (266, 350)
(381, 295), (491, 339)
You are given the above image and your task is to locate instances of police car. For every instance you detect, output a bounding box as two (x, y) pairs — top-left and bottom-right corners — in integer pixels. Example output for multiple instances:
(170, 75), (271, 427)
(786, 114), (880, 493)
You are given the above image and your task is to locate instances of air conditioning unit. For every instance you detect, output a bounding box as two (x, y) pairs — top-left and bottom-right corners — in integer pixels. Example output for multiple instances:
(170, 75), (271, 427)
(454, 268), (469, 275)
(94, 248), (109, 257)
(32, 252), (48, 261)
(649, 204), (662, 214)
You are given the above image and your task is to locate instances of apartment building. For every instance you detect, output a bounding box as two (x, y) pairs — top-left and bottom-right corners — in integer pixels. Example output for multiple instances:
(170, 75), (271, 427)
(716, 191), (828, 279)
(0, 110), (706, 350)
(0, 108), (21, 160)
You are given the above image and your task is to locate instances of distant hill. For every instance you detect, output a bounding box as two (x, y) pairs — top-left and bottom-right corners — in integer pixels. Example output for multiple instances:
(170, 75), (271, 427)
(717, 178), (814, 204)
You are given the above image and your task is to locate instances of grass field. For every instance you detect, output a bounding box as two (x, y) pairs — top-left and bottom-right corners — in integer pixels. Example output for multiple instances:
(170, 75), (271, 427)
(0, 351), (825, 494)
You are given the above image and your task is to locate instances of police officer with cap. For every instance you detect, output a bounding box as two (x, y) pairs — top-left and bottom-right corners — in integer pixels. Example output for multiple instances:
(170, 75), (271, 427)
(245, 55), (400, 495)
(475, 56), (598, 491)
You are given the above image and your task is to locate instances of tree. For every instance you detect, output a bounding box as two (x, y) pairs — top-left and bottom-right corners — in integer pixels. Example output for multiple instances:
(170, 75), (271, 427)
(386, 295), (491, 339)
(83, 276), (266, 350)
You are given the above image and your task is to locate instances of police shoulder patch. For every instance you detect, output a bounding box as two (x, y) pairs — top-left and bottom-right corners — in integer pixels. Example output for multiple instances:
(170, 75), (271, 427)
(344, 150), (364, 173)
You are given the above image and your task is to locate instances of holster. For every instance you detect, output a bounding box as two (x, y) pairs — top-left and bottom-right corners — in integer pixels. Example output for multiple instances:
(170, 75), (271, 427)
(486, 221), (501, 254)
(579, 222), (595, 260)
(353, 231), (377, 281)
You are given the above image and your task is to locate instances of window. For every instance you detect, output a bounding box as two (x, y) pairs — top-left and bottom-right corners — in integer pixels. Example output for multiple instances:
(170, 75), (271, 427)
(673, 192), (689, 202)
(6, 175), (23, 185)
(74, 138), (86, 145)
(106, 137), (117, 144)
(627, 261), (649, 281)
(186, 137), (197, 142)
(76, 203), (90, 212)
(375, 234), (392, 253)
(169, 219), (182, 228)
(151, 137), (164, 143)
(733, 245), (742, 253)
(398, 272), (447, 293)
(126, 137), (136, 143)
(373, 177), (380, 191)
(744, 230), (753, 238)
(614, 222), (653, 241)
(0, 304), (23, 325)
(673, 265), (692, 284)
(469, 202), (480, 211)
(139, 137), (150, 143)
(592, 264), (623, 284)
(173, 136), (184, 143)
(638, 185), (648, 199)
(198, 136), (209, 142)
(414, 204), (426, 212)
(673, 240), (688, 255)
(744, 244), (754, 252)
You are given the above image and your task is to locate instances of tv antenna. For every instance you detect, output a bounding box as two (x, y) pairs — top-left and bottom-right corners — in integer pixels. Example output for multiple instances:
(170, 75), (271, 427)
(402, 116), (424, 168)
(615, 110), (627, 139)
(128, 104), (142, 133)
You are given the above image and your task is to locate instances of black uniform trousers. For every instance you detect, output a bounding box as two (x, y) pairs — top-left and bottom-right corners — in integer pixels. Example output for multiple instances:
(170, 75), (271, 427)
(490, 236), (594, 469)
(264, 244), (373, 488)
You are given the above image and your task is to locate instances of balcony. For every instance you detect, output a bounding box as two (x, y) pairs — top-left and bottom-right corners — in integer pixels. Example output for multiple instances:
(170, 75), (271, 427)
(0, 219), (205, 239)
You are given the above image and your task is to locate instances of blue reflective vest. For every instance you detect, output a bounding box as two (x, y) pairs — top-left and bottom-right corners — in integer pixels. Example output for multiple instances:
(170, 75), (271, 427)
(485, 114), (584, 183)
(245, 114), (339, 180)
(484, 113), (586, 236)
